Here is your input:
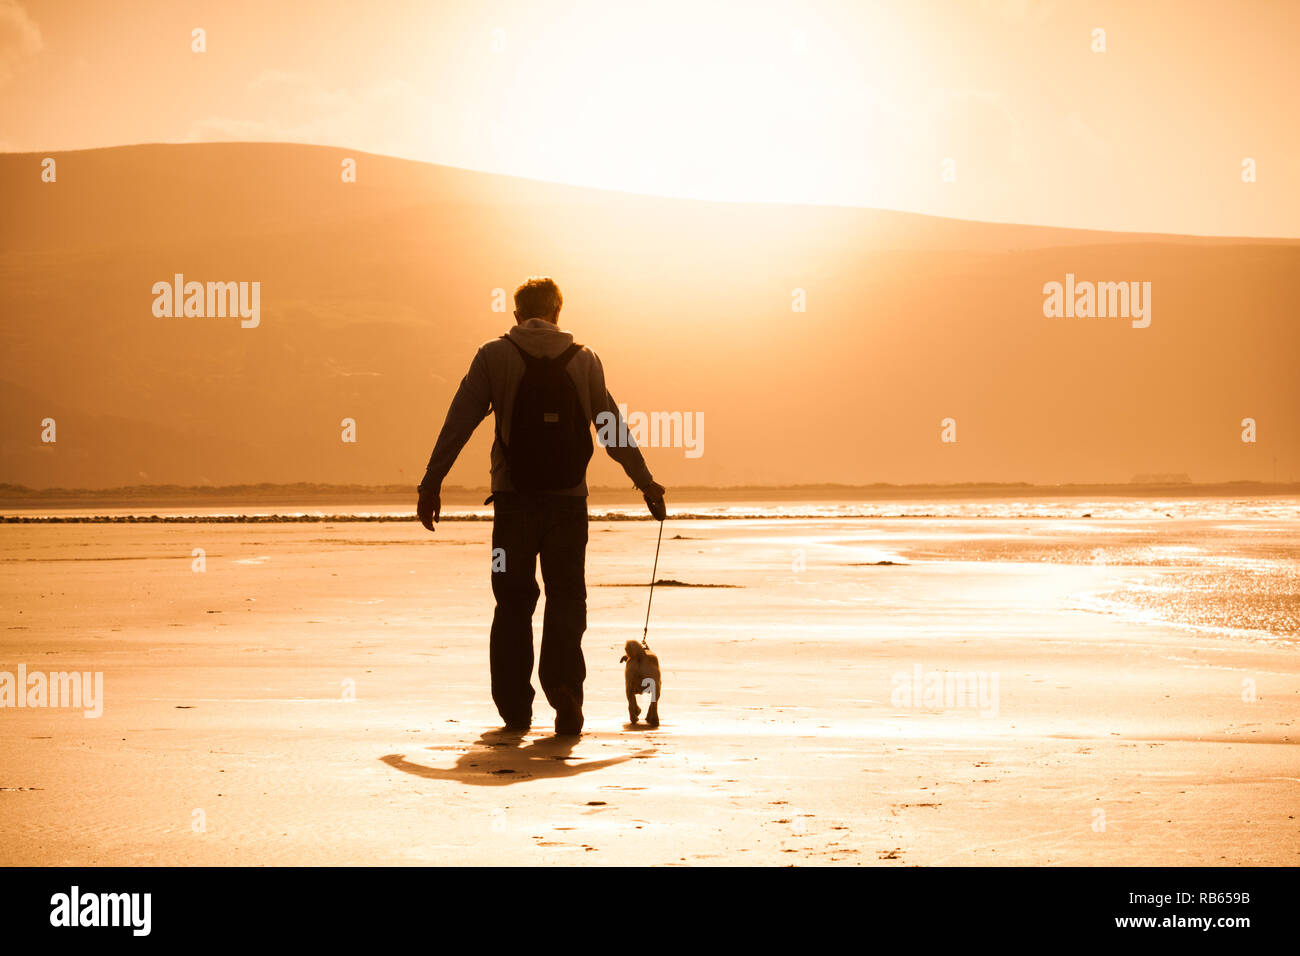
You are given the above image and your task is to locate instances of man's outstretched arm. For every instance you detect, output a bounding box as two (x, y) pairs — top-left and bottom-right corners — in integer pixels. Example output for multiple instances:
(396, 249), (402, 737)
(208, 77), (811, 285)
(417, 350), (491, 531)
(587, 353), (667, 519)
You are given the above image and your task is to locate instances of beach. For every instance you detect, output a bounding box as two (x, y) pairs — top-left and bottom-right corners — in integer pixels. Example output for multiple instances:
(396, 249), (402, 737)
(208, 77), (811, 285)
(1, 506), (1297, 866)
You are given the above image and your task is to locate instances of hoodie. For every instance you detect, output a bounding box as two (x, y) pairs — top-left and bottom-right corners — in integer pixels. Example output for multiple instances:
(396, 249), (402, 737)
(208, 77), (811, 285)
(422, 318), (656, 495)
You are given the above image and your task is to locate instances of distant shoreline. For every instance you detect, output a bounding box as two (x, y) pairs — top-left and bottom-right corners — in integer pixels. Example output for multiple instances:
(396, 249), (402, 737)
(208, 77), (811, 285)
(2, 480), (1298, 524)
(0, 480), (1297, 511)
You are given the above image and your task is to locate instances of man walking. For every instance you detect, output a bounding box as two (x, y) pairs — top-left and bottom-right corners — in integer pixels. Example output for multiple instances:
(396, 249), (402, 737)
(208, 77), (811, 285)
(417, 277), (667, 735)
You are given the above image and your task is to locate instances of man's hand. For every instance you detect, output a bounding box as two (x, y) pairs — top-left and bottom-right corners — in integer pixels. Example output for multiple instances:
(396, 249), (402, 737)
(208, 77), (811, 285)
(417, 484), (441, 532)
(642, 481), (667, 521)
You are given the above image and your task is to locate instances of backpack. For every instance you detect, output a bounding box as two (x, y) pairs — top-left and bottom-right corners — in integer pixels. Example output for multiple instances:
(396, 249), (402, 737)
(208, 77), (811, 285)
(498, 336), (594, 491)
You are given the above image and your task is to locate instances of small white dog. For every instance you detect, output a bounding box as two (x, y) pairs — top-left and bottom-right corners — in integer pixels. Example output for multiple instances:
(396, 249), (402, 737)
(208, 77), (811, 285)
(620, 640), (662, 727)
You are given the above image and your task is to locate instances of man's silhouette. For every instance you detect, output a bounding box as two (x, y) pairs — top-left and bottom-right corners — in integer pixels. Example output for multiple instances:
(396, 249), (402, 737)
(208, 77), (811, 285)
(417, 277), (666, 736)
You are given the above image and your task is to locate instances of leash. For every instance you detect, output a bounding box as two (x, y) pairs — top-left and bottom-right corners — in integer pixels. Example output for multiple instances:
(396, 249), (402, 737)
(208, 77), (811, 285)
(641, 518), (664, 650)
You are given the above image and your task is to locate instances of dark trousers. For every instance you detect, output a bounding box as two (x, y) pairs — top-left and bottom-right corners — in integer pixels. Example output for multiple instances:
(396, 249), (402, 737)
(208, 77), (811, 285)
(489, 492), (588, 725)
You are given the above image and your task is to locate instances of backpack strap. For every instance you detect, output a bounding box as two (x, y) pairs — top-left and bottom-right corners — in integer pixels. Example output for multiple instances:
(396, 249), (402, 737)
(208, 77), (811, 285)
(502, 335), (535, 366)
(503, 335), (583, 367)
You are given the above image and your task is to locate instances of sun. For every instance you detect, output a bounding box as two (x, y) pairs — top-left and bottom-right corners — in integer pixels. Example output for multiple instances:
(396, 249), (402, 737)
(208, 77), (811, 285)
(448, 0), (912, 208)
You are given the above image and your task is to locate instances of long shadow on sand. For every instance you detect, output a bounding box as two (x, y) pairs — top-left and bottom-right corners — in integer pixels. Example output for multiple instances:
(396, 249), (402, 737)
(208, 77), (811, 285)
(381, 729), (655, 786)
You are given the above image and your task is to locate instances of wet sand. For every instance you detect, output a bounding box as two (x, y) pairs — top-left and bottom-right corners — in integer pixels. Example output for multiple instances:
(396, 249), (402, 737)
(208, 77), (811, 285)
(1, 516), (1296, 865)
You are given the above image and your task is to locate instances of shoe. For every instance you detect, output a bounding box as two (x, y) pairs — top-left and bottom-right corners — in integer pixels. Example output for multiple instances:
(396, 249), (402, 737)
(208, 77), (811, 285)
(548, 691), (585, 738)
(554, 715), (583, 736)
(500, 714), (531, 732)
(553, 693), (584, 736)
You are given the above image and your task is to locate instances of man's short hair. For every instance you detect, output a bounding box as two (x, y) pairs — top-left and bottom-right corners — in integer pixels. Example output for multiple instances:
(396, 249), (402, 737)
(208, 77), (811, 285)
(514, 277), (563, 319)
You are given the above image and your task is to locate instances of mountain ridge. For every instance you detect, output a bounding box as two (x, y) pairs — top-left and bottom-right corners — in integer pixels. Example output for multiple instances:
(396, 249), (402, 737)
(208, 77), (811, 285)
(3, 142), (1297, 488)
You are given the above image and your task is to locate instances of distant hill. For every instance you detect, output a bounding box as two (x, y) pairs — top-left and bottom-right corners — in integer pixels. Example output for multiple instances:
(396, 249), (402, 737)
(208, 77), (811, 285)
(1, 142), (1296, 488)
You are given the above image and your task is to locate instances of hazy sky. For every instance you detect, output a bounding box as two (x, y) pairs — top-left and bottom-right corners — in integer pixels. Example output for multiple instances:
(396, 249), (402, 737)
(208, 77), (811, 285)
(2, 0), (1297, 236)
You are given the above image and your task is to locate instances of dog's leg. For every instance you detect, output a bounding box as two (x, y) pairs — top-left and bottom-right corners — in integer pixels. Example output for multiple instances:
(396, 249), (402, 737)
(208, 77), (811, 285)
(626, 686), (640, 724)
(644, 671), (661, 727)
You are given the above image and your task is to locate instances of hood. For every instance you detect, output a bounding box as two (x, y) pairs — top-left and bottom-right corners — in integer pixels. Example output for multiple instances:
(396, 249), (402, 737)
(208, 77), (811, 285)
(506, 317), (576, 358)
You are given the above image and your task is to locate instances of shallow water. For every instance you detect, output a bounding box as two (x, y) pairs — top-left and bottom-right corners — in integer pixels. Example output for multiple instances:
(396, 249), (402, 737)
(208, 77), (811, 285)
(889, 515), (1300, 642)
(6, 493), (1300, 523)
(5, 495), (1297, 641)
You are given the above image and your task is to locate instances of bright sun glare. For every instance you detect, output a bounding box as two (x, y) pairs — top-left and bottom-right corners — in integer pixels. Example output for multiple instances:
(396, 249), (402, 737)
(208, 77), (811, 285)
(457, 1), (908, 207)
